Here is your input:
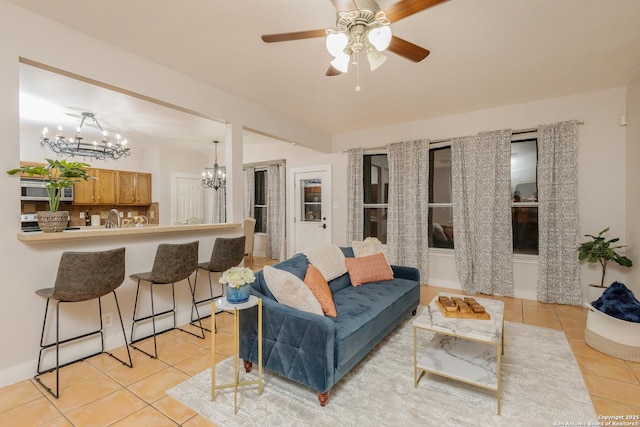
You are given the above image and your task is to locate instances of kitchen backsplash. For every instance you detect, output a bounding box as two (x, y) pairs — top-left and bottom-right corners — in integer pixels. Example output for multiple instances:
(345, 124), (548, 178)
(20, 202), (159, 226)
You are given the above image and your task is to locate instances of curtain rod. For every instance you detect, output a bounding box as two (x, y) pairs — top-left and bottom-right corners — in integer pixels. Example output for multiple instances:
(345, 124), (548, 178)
(345, 121), (584, 152)
(243, 159), (286, 169)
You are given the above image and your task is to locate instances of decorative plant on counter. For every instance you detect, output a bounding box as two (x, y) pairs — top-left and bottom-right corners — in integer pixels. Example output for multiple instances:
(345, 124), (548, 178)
(6, 158), (92, 212)
(578, 227), (633, 288)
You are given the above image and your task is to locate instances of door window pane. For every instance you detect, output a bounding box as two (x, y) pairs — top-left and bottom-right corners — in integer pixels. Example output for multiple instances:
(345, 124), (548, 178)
(301, 179), (322, 222)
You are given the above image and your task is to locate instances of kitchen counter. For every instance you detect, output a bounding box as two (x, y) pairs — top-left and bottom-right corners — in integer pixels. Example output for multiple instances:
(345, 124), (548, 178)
(17, 223), (240, 242)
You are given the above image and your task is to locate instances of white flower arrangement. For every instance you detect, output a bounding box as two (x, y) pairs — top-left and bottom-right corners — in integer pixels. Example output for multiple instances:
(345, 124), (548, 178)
(219, 266), (256, 288)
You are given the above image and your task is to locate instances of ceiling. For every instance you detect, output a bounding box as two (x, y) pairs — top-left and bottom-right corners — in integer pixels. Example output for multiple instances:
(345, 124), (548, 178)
(10, 0), (640, 146)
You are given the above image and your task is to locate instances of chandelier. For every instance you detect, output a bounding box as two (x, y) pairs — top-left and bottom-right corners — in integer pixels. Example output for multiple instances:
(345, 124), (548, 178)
(325, 7), (392, 91)
(202, 140), (226, 190)
(40, 112), (130, 161)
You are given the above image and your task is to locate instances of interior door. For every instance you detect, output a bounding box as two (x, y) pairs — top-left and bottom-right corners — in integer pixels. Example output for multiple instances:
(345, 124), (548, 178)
(174, 176), (203, 224)
(292, 166), (332, 253)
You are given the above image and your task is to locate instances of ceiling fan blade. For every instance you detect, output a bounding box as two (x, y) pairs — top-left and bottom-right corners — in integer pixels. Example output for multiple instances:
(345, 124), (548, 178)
(387, 36), (430, 62)
(330, 0), (357, 11)
(325, 65), (342, 76)
(261, 29), (327, 43)
(384, 0), (449, 22)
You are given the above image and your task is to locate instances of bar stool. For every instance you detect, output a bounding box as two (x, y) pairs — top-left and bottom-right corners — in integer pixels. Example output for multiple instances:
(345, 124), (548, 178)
(129, 241), (203, 359)
(192, 236), (246, 331)
(34, 247), (132, 399)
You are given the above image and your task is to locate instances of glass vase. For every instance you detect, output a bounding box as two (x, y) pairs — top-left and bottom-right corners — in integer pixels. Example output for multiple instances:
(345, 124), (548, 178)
(226, 283), (250, 304)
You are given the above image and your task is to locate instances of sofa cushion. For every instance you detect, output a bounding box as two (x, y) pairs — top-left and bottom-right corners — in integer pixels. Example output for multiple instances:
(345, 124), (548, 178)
(352, 237), (387, 260)
(344, 253), (394, 286)
(332, 277), (419, 367)
(251, 254), (309, 300)
(263, 265), (323, 315)
(301, 244), (347, 281)
(304, 264), (337, 317)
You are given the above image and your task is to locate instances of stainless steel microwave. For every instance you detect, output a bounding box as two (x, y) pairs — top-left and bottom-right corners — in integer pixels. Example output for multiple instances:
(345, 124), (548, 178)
(20, 178), (74, 202)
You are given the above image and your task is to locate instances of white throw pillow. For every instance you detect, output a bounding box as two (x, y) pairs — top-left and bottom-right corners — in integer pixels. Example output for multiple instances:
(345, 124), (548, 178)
(352, 237), (386, 259)
(300, 244), (347, 281)
(263, 266), (323, 315)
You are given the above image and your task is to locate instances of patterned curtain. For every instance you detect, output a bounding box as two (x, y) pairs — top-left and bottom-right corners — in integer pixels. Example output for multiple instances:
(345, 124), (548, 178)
(386, 140), (430, 281)
(452, 130), (513, 296)
(243, 167), (255, 219)
(346, 148), (364, 243)
(212, 168), (226, 223)
(266, 163), (286, 260)
(537, 120), (582, 304)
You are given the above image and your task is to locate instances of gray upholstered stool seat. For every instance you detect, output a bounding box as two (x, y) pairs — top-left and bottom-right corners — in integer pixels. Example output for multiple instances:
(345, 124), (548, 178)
(129, 241), (203, 359)
(192, 236), (246, 331)
(34, 247), (132, 399)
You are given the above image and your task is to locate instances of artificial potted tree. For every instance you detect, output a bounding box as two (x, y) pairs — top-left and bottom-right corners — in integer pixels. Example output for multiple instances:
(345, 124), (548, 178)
(579, 228), (639, 361)
(7, 158), (92, 232)
(578, 227), (632, 299)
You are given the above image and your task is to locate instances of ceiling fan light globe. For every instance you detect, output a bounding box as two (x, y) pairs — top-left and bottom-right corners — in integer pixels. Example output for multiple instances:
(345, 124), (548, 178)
(368, 25), (392, 51)
(331, 53), (351, 73)
(367, 50), (387, 71)
(326, 32), (349, 57)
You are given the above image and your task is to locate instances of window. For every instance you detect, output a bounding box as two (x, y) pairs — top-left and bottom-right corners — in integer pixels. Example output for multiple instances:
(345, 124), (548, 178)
(361, 136), (539, 254)
(428, 147), (454, 249)
(511, 138), (538, 255)
(254, 169), (267, 233)
(363, 154), (389, 243)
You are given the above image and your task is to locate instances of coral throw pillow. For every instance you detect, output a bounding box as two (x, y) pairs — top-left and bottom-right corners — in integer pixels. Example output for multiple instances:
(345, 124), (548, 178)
(304, 264), (337, 317)
(344, 253), (394, 286)
(263, 266), (323, 316)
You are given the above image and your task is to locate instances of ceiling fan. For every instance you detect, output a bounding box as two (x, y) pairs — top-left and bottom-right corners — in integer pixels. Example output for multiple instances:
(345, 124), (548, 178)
(261, 0), (448, 83)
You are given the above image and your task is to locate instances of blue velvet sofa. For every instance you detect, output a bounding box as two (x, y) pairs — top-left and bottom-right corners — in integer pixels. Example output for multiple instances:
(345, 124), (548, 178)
(239, 247), (420, 406)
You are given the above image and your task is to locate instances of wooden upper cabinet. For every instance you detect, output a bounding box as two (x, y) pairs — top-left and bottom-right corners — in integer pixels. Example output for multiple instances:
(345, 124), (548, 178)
(17, 161), (47, 178)
(73, 168), (116, 205)
(73, 168), (150, 206)
(116, 171), (135, 204)
(95, 169), (116, 204)
(135, 173), (152, 205)
(73, 168), (96, 204)
(116, 171), (152, 206)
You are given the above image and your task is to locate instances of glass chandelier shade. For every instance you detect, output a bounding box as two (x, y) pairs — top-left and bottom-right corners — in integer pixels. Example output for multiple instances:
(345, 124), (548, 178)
(325, 20), (392, 74)
(40, 112), (130, 161)
(202, 140), (226, 190)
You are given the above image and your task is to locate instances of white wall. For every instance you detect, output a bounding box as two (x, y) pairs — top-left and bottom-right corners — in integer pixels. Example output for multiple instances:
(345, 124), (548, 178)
(626, 75), (640, 297)
(331, 88), (630, 300)
(0, 1), (329, 387)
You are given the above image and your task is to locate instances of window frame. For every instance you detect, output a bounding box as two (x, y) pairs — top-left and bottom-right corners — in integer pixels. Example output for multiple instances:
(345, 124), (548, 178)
(254, 168), (267, 234)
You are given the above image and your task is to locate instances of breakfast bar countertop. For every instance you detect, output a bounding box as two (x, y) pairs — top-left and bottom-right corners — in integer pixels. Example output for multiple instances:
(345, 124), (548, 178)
(17, 223), (240, 243)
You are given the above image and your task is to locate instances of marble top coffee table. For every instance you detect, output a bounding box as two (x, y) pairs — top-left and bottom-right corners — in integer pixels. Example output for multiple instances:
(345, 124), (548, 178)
(413, 292), (505, 414)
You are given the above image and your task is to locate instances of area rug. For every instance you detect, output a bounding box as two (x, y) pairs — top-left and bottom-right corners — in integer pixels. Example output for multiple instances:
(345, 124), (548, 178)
(167, 319), (597, 426)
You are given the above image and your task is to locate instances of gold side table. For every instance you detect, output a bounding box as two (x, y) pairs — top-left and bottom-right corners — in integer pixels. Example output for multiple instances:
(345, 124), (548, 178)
(211, 295), (263, 414)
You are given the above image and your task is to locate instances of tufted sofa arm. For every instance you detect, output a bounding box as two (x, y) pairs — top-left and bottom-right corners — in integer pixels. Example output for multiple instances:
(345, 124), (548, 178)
(391, 265), (421, 283)
(239, 289), (337, 393)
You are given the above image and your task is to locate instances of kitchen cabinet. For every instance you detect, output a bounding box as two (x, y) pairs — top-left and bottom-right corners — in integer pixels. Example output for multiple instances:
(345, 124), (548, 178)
(116, 171), (151, 206)
(73, 168), (116, 205)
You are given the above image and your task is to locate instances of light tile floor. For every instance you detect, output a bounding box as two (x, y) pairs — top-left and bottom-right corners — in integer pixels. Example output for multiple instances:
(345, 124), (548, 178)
(1, 258), (638, 426)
